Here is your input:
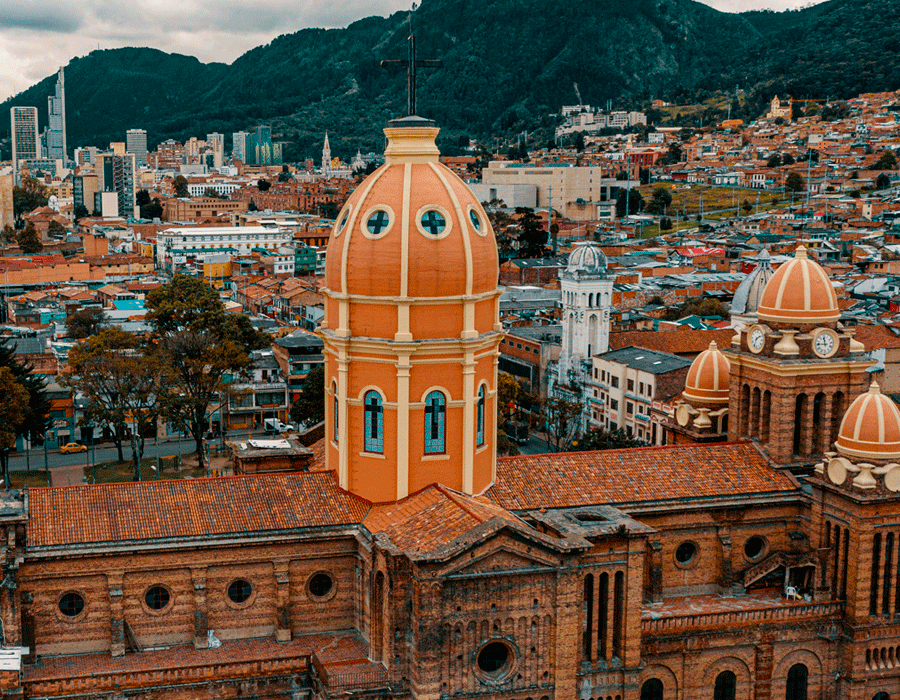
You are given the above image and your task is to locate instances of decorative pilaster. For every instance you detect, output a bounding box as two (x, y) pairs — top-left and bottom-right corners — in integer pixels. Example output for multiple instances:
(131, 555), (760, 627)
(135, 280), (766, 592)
(275, 561), (291, 643)
(191, 567), (208, 649)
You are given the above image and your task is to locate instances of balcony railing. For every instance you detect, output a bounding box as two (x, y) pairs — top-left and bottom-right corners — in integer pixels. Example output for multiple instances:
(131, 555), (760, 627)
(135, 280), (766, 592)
(642, 600), (843, 634)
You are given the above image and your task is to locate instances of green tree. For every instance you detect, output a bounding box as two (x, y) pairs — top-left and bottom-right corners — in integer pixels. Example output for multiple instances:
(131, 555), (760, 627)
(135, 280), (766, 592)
(257, 179), (271, 192)
(782, 153), (795, 165)
(47, 220), (66, 239)
(616, 188), (644, 218)
(785, 172), (805, 193)
(140, 197), (163, 220)
(136, 190), (151, 207)
(173, 175), (189, 198)
(1, 225), (16, 243)
(573, 131), (585, 152)
(540, 396), (583, 453)
(645, 186), (672, 215)
(146, 276), (263, 471)
(289, 365), (325, 428)
(876, 173), (891, 190)
(0, 340), (51, 465)
(74, 204), (89, 220)
(66, 307), (107, 339)
(515, 208), (548, 258)
(741, 199), (753, 214)
(766, 153), (782, 168)
(663, 142), (682, 164)
(659, 217), (673, 231)
(17, 222), (42, 254)
(12, 177), (49, 217)
(0, 366), (30, 487)
(202, 188), (227, 199)
(662, 297), (730, 321)
(875, 150), (897, 171)
(572, 427), (646, 451)
(496, 373), (521, 457)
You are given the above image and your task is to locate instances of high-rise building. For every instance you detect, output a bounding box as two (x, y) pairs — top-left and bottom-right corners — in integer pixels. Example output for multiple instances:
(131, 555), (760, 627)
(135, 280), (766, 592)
(10, 106), (39, 183)
(206, 133), (224, 168)
(46, 67), (66, 163)
(96, 152), (137, 218)
(232, 131), (249, 163)
(125, 129), (147, 167)
(248, 126), (280, 165)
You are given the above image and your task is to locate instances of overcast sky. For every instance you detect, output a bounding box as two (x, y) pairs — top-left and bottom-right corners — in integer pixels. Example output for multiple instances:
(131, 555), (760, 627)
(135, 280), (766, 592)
(0, 0), (825, 103)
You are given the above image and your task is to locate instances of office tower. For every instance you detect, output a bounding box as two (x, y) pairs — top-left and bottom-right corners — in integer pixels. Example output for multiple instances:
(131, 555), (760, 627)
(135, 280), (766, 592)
(232, 131), (249, 162)
(125, 129), (148, 167)
(46, 67), (66, 162)
(96, 152), (137, 218)
(250, 126), (276, 165)
(206, 132), (224, 168)
(10, 107), (39, 183)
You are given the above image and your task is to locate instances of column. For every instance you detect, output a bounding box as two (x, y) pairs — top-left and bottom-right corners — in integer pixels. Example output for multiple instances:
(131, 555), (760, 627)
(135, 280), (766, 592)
(719, 528), (734, 591)
(107, 572), (125, 658)
(275, 561), (291, 642)
(462, 351), (476, 493)
(749, 389), (760, 438)
(337, 353), (350, 489)
(648, 541), (663, 603)
(191, 566), (208, 649)
(396, 355), (411, 500)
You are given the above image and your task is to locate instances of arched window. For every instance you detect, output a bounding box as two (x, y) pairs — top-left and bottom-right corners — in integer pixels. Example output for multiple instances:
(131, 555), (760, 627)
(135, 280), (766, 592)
(714, 670), (736, 700)
(424, 391), (446, 454)
(640, 678), (663, 700)
(364, 391), (383, 453)
(873, 693), (891, 700)
(786, 663), (808, 700)
(332, 382), (339, 442)
(589, 293), (594, 307)
(477, 386), (486, 446)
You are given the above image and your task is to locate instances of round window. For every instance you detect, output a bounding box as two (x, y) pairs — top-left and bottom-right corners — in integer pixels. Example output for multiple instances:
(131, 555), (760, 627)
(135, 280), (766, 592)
(744, 535), (767, 560)
(675, 541), (697, 565)
(420, 210), (447, 236)
(145, 585), (171, 611)
(59, 592), (85, 618)
(228, 579), (252, 604)
(308, 572), (334, 598)
(336, 209), (350, 234)
(469, 209), (482, 232)
(366, 209), (391, 236)
(476, 640), (512, 677)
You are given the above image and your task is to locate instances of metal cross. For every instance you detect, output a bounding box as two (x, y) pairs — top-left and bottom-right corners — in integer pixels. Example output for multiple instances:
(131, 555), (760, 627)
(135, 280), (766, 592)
(380, 33), (442, 117)
(367, 210), (390, 235)
(421, 210), (445, 235)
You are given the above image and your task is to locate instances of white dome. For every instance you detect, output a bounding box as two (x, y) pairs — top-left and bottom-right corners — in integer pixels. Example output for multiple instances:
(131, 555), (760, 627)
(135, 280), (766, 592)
(732, 250), (774, 316)
(565, 242), (607, 277)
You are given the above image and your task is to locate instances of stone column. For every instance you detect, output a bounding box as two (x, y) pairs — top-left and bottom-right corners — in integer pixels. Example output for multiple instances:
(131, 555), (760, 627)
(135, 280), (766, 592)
(191, 567), (208, 649)
(275, 561), (291, 642)
(552, 569), (580, 699)
(648, 541), (663, 603)
(107, 572), (125, 658)
(718, 528), (734, 592)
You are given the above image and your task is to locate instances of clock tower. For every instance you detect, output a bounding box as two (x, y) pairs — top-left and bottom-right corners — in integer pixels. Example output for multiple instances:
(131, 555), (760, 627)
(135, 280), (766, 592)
(726, 245), (871, 468)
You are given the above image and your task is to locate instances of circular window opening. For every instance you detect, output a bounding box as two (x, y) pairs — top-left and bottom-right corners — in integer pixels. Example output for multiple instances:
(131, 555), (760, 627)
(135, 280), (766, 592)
(309, 572), (334, 598)
(675, 541), (697, 565)
(366, 210), (391, 236)
(421, 210), (447, 236)
(744, 536), (767, 560)
(336, 210), (350, 233)
(59, 592), (84, 618)
(228, 579), (252, 604)
(469, 209), (482, 232)
(477, 641), (511, 676)
(145, 585), (171, 611)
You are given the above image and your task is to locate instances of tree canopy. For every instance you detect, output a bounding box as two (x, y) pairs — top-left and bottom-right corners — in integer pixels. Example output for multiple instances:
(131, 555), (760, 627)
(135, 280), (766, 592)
(290, 365), (325, 428)
(65, 307), (107, 339)
(13, 178), (49, 218)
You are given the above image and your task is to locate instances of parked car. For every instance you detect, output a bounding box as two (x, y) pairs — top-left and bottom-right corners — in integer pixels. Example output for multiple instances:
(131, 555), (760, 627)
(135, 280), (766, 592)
(59, 442), (87, 454)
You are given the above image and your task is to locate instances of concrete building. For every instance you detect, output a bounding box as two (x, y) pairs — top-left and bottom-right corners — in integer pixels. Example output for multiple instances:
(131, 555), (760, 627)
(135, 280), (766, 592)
(125, 129), (148, 167)
(156, 225), (292, 267)
(45, 67), (66, 163)
(95, 152), (137, 218)
(11, 106), (39, 183)
(232, 131), (249, 162)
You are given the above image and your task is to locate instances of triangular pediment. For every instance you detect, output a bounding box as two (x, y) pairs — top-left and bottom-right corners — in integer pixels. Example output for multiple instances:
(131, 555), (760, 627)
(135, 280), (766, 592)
(440, 538), (560, 578)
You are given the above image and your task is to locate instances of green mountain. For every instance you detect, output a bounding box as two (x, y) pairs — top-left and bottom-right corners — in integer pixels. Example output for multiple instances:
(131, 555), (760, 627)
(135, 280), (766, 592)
(1, 0), (897, 161)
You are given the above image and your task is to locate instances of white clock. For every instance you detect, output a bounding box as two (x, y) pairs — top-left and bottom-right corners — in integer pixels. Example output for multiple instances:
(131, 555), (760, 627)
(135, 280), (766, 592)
(748, 326), (765, 354)
(812, 328), (839, 358)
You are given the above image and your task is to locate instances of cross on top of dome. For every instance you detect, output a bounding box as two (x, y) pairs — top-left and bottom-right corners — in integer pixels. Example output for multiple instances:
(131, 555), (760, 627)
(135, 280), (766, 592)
(380, 33), (442, 117)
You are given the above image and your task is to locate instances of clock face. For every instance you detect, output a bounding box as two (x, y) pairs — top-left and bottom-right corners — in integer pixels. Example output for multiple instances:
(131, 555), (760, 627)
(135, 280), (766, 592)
(749, 328), (765, 352)
(814, 331), (836, 357)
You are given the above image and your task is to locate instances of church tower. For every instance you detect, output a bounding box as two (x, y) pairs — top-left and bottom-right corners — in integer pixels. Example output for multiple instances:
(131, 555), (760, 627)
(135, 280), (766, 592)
(322, 133), (332, 176)
(726, 245), (871, 468)
(556, 242), (613, 387)
(319, 116), (503, 503)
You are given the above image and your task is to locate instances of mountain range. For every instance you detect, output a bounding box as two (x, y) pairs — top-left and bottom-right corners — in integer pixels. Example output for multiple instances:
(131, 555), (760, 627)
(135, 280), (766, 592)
(1, 0), (898, 162)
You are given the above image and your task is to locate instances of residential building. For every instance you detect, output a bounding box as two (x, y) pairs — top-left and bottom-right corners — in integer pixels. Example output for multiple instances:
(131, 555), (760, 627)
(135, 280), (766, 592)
(156, 225), (292, 267)
(272, 330), (324, 400)
(95, 152), (137, 218)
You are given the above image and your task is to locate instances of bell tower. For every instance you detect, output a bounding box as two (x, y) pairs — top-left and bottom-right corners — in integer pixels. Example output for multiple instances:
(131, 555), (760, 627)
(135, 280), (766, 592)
(319, 117), (503, 503)
(726, 246), (871, 468)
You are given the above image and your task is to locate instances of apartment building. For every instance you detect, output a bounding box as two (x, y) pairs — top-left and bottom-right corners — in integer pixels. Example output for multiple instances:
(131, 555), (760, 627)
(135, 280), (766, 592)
(156, 225), (293, 267)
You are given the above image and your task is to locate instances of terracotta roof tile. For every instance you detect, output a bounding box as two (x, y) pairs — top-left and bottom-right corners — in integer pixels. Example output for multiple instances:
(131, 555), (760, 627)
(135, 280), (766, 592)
(609, 329), (736, 356)
(27, 472), (368, 548)
(487, 442), (796, 511)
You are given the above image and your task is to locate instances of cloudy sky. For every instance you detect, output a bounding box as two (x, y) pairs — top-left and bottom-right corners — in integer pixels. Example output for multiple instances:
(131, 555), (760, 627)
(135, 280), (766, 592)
(0, 0), (825, 102)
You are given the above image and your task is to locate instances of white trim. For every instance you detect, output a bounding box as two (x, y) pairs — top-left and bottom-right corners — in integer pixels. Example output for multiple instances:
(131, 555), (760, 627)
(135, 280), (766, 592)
(414, 203), (453, 241)
(360, 204), (395, 240)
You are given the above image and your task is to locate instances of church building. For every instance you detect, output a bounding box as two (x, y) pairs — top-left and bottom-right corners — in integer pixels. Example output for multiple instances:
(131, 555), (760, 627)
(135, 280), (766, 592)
(0, 117), (897, 700)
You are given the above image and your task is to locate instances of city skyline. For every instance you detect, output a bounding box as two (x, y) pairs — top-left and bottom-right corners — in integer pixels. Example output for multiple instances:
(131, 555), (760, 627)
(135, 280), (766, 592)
(0, 0), (826, 103)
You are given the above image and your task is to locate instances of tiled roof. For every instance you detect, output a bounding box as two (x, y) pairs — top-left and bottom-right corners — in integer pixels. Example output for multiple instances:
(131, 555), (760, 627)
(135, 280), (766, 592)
(364, 485), (520, 553)
(487, 442), (797, 512)
(27, 472), (368, 548)
(609, 329), (736, 357)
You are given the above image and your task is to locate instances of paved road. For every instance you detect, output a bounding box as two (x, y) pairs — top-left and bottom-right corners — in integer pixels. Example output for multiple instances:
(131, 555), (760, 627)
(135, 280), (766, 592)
(517, 432), (554, 456)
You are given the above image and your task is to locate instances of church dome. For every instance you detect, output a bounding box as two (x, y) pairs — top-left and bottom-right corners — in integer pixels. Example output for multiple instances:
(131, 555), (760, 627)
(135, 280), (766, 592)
(835, 383), (900, 460)
(324, 116), (498, 299)
(756, 245), (840, 325)
(731, 250), (774, 316)
(683, 341), (731, 406)
(565, 242), (607, 276)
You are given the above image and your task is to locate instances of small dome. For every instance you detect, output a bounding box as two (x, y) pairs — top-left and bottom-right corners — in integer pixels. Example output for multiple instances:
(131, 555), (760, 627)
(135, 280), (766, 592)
(565, 242), (607, 276)
(324, 116), (498, 299)
(732, 250), (774, 316)
(757, 245), (839, 325)
(683, 341), (731, 406)
(835, 383), (900, 460)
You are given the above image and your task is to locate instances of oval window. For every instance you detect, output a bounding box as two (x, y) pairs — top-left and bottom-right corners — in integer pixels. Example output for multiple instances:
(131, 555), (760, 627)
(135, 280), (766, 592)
(145, 585), (171, 611)
(469, 209), (482, 232)
(675, 541), (697, 565)
(59, 592), (85, 618)
(228, 579), (252, 604)
(336, 209), (350, 234)
(420, 210), (447, 236)
(744, 535), (767, 560)
(308, 572), (334, 598)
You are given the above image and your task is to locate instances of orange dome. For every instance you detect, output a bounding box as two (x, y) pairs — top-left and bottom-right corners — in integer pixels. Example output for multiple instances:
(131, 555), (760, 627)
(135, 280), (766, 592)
(325, 116), (498, 300)
(683, 341), (731, 406)
(757, 245), (839, 325)
(835, 382), (900, 460)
